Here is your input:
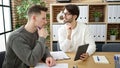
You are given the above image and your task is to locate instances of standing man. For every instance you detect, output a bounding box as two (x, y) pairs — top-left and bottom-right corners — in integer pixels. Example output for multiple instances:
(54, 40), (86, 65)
(2, 5), (56, 68)
(58, 4), (96, 61)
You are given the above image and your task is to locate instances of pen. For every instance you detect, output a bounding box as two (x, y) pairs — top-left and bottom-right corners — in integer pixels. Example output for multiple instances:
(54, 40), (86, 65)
(97, 56), (100, 61)
(117, 56), (119, 64)
(118, 56), (120, 64)
(114, 55), (119, 68)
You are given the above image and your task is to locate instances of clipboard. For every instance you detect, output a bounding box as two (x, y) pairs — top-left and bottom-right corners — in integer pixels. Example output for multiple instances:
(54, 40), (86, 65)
(74, 44), (89, 61)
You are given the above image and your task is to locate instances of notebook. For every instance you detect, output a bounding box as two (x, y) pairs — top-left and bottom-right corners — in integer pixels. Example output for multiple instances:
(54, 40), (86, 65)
(34, 63), (68, 68)
(50, 51), (70, 60)
(93, 55), (109, 64)
(74, 44), (89, 61)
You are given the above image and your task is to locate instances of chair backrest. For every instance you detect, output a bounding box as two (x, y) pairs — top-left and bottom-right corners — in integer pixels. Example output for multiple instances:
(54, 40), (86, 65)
(0, 51), (5, 68)
(102, 43), (120, 52)
(52, 41), (61, 51)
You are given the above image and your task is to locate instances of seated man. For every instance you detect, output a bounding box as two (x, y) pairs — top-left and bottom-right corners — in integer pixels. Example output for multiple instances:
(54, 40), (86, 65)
(2, 5), (56, 68)
(58, 4), (96, 61)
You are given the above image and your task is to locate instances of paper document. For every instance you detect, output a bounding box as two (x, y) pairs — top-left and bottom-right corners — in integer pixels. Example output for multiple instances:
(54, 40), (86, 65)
(50, 51), (70, 60)
(34, 63), (68, 68)
(93, 55), (109, 64)
(114, 54), (120, 57)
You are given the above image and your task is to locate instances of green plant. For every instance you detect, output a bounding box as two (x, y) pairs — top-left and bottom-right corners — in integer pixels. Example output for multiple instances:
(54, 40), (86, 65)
(16, 0), (51, 42)
(93, 11), (102, 18)
(110, 28), (119, 35)
(15, 0), (46, 29)
(15, 0), (50, 43)
(16, 0), (46, 20)
(15, 23), (23, 29)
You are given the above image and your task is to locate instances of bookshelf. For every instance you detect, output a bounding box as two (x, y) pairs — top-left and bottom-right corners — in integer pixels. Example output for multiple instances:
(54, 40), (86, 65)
(50, 2), (120, 51)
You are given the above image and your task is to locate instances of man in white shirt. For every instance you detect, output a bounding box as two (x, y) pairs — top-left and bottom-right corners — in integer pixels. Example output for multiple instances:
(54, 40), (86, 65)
(58, 4), (96, 61)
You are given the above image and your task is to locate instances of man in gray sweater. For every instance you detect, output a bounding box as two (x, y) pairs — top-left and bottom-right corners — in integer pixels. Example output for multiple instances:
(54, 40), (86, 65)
(2, 5), (56, 68)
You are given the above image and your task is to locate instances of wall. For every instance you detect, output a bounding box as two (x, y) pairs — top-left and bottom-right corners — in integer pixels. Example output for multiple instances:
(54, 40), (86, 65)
(11, 0), (102, 29)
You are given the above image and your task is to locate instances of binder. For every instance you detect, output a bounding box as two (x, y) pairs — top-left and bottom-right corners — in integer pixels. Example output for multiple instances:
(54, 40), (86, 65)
(77, 6), (82, 22)
(93, 25), (97, 41)
(77, 6), (88, 23)
(100, 25), (106, 41)
(115, 5), (118, 23)
(83, 6), (88, 23)
(117, 5), (120, 22)
(108, 5), (113, 23)
(52, 25), (63, 41)
(89, 25), (95, 40)
(112, 5), (117, 23)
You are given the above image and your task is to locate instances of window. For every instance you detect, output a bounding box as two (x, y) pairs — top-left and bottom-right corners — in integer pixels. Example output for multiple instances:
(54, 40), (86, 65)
(0, 0), (12, 52)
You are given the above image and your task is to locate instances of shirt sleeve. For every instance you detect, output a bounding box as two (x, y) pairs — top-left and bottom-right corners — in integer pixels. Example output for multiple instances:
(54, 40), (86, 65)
(58, 27), (72, 52)
(11, 36), (51, 66)
(84, 26), (96, 56)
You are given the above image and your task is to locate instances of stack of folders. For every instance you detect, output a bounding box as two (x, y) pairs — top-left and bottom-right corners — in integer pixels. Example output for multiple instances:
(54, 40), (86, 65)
(93, 55), (109, 64)
(114, 54), (120, 68)
(50, 51), (70, 60)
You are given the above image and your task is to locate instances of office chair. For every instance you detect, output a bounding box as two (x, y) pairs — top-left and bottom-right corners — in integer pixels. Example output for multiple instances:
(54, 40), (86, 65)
(102, 43), (120, 52)
(56, 42), (61, 51)
(52, 41), (61, 51)
(0, 51), (5, 68)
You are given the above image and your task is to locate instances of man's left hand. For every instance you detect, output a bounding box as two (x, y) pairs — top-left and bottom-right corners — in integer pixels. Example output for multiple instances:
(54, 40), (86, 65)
(45, 57), (56, 67)
(80, 53), (89, 61)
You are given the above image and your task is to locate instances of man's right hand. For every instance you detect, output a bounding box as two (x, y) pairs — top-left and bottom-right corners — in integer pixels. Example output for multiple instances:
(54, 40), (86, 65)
(37, 28), (48, 38)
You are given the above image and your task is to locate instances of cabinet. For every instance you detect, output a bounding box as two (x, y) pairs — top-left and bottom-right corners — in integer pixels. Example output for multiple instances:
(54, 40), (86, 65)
(50, 2), (120, 51)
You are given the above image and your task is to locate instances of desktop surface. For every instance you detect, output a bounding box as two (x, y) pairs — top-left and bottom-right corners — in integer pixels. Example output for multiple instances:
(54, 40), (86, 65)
(56, 52), (119, 68)
(31, 52), (120, 68)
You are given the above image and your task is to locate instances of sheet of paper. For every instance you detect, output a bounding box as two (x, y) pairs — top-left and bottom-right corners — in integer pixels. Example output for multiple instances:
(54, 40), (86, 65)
(34, 63), (68, 68)
(93, 55), (109, 64)
(50, 51), (70, 60)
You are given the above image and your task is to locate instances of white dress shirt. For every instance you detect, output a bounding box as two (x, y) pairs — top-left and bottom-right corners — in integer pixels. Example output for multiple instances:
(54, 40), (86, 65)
(58, 22), (96, 56)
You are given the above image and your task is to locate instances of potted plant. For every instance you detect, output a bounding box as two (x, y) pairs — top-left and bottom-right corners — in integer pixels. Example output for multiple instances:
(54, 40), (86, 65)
(110, 28), (119, 41)
(93, 11), (102, 22)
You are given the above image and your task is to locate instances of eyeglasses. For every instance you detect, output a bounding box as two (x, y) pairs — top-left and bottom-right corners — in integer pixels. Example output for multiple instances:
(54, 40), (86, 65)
(62, 12), (72, 16)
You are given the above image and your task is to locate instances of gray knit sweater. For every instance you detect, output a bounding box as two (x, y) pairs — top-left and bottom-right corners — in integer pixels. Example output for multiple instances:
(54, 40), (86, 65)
(2, 26), (51, 68)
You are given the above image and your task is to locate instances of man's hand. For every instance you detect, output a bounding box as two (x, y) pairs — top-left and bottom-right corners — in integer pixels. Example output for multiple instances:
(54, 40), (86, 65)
(80, 53), (89, 61)
(37, 28), (48, 38)
(45, 57), (56, 67)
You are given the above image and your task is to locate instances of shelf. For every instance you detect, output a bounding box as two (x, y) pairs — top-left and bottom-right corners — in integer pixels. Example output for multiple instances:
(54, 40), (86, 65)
(106, 2), (120, 4)
(106, 40), (120, 42)
(89, 5), (106, 22)
(50, 2), (120, 6)
(108, 23), (120, 24)
(50, 3), (120, 46)
(52, 6), (64, 22)
(52, 22), (107, 25)
(95, 41), (106, 42)
(88, 22), (107, 24)
(52, 23), (65, 25)
(107, 24), (120, 40)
